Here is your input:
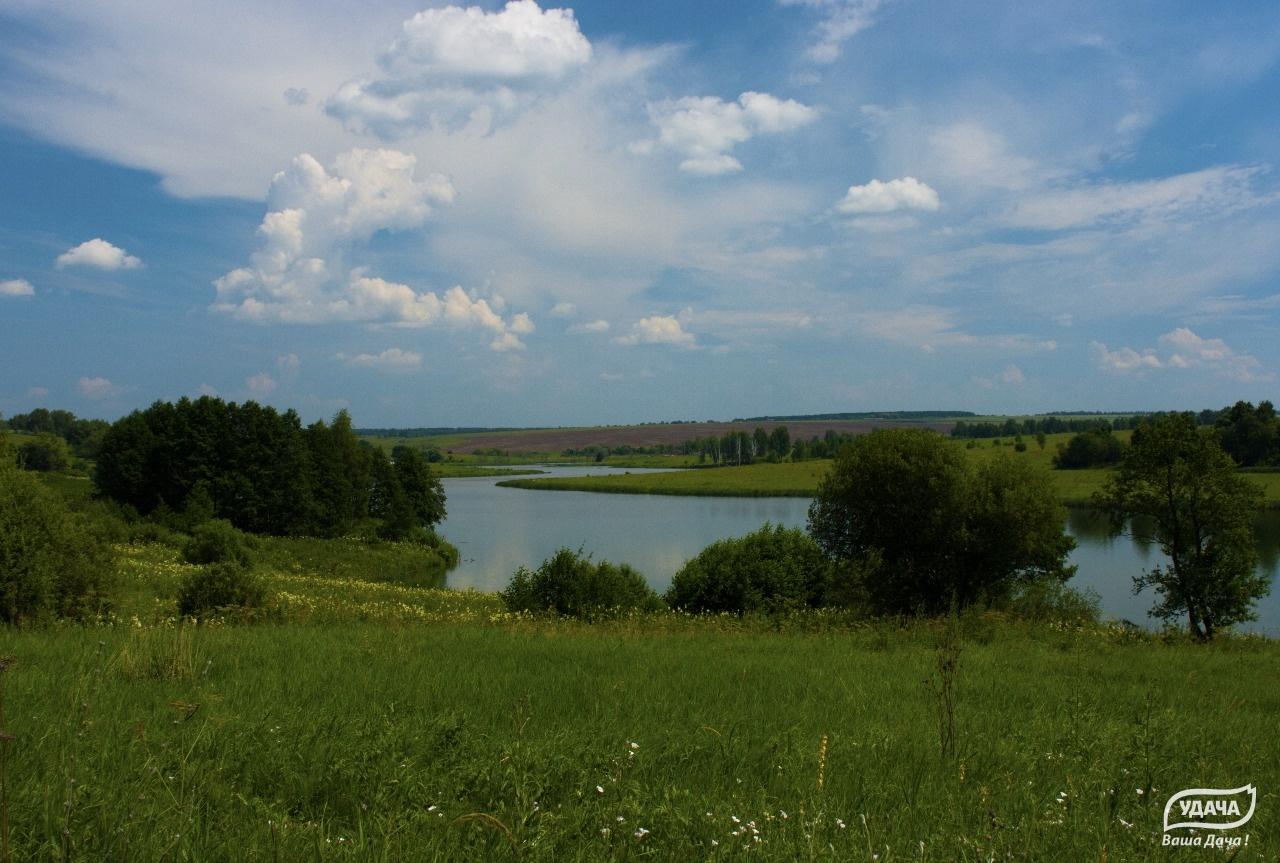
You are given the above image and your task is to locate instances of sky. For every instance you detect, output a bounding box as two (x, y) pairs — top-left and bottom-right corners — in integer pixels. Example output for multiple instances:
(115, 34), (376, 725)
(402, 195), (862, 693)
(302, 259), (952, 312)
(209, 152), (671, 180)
(1, 0), (1279, 427)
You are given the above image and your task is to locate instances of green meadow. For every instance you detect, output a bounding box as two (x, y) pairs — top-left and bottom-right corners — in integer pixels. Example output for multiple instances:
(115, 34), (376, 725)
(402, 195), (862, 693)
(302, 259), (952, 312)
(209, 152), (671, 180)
(2, 544), (1277, 861)
(498, 432), (1280, 508)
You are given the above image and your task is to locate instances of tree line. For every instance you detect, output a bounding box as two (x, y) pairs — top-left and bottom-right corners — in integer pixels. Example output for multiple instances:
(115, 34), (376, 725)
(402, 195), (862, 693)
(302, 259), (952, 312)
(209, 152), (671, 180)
(94, 397), (445, 539)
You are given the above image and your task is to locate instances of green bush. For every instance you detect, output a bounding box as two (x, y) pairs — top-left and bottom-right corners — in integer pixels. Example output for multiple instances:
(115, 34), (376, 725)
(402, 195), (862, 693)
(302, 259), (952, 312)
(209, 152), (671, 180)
(177, 563), (266, 618)
(0, 454), (116, 622)
(17, 433), (70, 472)
(665, 524), (834, 614)
(181, 519), (253, 569)
(1001, 577), (1101, 625)
(501, 548), (661, 617)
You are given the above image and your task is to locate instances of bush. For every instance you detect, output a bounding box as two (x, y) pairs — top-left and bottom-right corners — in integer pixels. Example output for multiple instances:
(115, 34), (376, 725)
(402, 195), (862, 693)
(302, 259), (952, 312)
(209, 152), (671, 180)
(17, 433), (71, 472)
(177, 563), (266, 618)
(501, 548), (661, 617)
(1000, 577), (1101, 625)
(181, 519), (253, 569)
(0, 455), (116, 622)
(665, 524), (834, 614)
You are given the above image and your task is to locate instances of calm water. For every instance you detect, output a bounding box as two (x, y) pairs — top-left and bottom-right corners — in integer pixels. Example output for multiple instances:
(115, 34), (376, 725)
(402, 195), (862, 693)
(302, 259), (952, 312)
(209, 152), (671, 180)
(437, 465), (1280, 633)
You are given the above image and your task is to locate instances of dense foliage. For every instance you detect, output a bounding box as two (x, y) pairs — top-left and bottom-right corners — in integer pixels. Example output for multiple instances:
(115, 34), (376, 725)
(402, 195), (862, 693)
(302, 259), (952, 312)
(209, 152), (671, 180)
(807, 429), (1076, 615)
(94, 397), (444, 538)
(0, 441), (116, 622)
(6, 407), (110, 458)
(17, 432), (71, 472)
(1214, 400), (1279, 467)
(664, 524), (834, 613)
(1051, 428), (1125, 469)
(951, 414), (1151, 439)
(1097, 413), (1268, 639)
(501, 548), (662, 617)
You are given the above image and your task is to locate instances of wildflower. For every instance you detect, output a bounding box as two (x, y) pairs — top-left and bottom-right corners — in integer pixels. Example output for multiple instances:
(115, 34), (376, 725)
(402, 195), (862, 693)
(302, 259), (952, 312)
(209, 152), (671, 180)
(596, 785), (604, 795)
(836, 818), (846, 829)
(634, 827), (650, 839)
(1118, 818), (1133, 829)
(616, 816), (625, 823)
(779, 810), (788, 820)
(1136, 788), (1144, 796)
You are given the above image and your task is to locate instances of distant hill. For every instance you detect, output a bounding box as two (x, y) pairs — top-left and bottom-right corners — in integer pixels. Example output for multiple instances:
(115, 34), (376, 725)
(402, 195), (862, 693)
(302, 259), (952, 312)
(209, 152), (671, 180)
(735, 411), (974, 422)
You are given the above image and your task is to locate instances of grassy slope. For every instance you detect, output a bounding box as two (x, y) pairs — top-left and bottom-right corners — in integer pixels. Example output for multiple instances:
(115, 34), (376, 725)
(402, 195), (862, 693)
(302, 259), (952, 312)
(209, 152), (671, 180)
(498, 432), (1280, 507)
(4, 609), (1277, 861)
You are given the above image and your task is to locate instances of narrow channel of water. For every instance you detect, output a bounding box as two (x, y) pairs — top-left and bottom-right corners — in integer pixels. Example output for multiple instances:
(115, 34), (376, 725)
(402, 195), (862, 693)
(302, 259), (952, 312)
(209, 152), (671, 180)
(437, 466), (1280, 633)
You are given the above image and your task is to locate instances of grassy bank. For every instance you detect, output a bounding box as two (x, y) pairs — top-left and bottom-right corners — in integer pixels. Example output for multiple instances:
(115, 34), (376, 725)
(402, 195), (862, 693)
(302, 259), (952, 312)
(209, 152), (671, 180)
(3, 607), (1276, 860)
(497, 433), (1280, 508)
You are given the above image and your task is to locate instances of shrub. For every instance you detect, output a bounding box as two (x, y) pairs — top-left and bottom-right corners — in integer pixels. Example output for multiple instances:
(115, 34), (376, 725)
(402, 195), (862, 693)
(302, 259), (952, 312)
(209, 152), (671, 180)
(665, 524), (834, 614)
(501, 548), (661, 617)
(0, 454), (116, 622)
(17, 433), (70, 472)
(177, 563), (266, 618)
(181, 519), (253, 569)
(1001, 577), (1101, 625)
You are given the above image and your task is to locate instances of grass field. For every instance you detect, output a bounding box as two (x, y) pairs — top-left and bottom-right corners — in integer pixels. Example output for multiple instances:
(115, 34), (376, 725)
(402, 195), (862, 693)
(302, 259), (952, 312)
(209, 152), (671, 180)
(3, 592), (1277, 861)
(498, 433), (1280, 508)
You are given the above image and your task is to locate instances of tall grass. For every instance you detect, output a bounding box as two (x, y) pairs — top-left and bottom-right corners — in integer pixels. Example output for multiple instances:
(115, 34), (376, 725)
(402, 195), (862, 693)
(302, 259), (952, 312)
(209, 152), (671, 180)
(0, 618), (1274, 860)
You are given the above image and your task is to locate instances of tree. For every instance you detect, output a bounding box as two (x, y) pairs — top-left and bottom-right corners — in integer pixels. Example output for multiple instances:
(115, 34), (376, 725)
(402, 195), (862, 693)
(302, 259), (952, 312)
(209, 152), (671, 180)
(807, 429), (1075, 615)
(665, 524), (832, 614)
(1096, 413), (1267, 639)
(1215, 400), (1279, 467)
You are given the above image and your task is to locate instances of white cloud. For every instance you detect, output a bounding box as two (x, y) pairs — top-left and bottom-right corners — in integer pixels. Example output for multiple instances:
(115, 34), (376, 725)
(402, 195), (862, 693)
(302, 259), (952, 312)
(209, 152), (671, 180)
(213, 148), (532, 351)
(343, 347), (423, 371)
(196, 383), (219, 397)
(569, 319), (610, 333)
(636, 92), (817, 175)
(326, 0), (592, 137)
(0, 278), (35, 297)
(1092, 327), (1270, 381)
(55, 239), (142, 271)
(1000, 364), (1025, 384)
(852, 306), (1056, 354)
(779, 0), (883, 64)
(246, 372), (277, 397)
(549, 301), (577, 317)
(78, 376), (121, 400)
(276, 353), (300, 373)
(26, 386), (48, 399)
(836, 177), (939, 214)
(1007, 165), (1269, 230)
(509, 312), (535, 334)
(928, 122), (1038, 192)
(614, 315), (696, 347)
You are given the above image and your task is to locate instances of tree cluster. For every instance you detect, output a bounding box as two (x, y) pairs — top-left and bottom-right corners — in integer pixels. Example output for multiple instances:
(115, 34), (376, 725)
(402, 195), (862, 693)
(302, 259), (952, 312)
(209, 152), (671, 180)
(1213, 400), (1280, 467)
(94, 397), (444, 538)
(951, 415), (1148, 439)
(6, 408), (110, 459)
(807, 429), (1077, 615)
(1052, 428), (1125, 469)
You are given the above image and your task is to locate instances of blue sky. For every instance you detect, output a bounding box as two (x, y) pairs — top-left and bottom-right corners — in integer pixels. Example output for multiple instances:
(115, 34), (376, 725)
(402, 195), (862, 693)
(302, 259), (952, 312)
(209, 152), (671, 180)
(1, 0), (1279, 426)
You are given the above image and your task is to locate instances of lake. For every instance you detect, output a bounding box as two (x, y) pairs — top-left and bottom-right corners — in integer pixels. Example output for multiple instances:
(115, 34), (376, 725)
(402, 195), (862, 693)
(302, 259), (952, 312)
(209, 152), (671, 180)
(437, 465), (1280, 633)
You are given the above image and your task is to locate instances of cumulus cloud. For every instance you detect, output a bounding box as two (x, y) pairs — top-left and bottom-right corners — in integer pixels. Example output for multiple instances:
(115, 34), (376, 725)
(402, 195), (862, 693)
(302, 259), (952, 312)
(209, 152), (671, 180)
(55, 239), (142, 271)
(1008, 165), (1269, 230)
(213, 148), (532, 350)
(635, 91), (817, 175)
(568, 319), (610, 334)
(326, 0), (592, 137)
(78, 376), (121, 400)
(277, 353), (301, 373)
(549, 301), (577, 317)
(245, 372), (277, 398)
(0, 278), (35, 297)
(614, 315), (696, 347)
(342, 347), (423, 371)
(928, 122), (1038, 192)
(836, 177), (939, 214)
(1092, 327), (1270, 381)
(779, 0), (883, 64)
(26, 387), (49, 399)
